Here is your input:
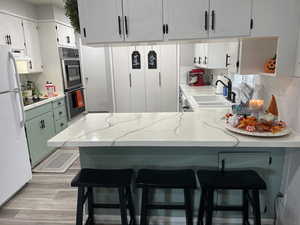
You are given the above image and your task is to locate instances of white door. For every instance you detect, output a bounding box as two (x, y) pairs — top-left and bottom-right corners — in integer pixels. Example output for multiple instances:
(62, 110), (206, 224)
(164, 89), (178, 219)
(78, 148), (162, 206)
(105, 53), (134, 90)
(81, 46), (110, 112)
(129, 46), (146, 112)
(163, 0), (209, 40)
(145, 45), (162, 112)
(78, 0), (124, 44)
(123, 0), (163, 42)
(0, 14), (25, 50)
(207, 43), (227, 69)
(160, 44), (178, 112)
(23, 20), (43, 73)
(0, 14), (10, 46)
(209, 0), (252, 38)
(226, 42), (239, 74)
(112, 46), (131, 112)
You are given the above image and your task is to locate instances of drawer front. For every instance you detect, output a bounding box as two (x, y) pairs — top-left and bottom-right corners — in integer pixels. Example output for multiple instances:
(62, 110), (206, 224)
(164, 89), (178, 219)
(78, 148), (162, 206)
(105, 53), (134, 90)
(52, 98), (65, 109)
(55, 117), (68, 134)
(53, 106), (67, 121)
(25, 103), (52, 121)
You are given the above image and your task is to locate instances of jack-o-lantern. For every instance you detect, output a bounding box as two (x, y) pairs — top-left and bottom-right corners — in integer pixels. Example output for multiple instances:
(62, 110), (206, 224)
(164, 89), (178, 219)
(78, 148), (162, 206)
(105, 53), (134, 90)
(264, 55), (276, 73)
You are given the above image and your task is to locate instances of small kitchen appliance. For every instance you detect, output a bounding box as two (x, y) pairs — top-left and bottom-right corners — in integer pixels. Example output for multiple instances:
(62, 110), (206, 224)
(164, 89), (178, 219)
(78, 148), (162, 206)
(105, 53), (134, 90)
(187, 68), (206, 86)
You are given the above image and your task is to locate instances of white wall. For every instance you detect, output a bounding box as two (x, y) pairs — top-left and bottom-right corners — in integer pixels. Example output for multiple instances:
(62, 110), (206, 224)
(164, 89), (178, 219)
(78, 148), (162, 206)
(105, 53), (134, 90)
(0, 0), (37, 19)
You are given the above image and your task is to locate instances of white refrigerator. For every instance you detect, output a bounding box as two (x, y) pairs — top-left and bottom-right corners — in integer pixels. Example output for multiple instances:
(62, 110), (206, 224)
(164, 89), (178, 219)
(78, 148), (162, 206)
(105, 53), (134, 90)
(0, 45), (32, 206)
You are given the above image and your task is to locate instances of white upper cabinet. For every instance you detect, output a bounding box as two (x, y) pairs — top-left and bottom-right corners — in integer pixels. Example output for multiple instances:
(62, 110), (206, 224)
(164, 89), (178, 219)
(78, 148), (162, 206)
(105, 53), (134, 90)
(0, 13), (25, 50)
(23, 21), (43, 73)
(209, 0), (252, 38)
(163, 0), (209, 40)
(78, 0), (124, 44)
(123, 0), (163, 42)
(56, 24), (76, 48)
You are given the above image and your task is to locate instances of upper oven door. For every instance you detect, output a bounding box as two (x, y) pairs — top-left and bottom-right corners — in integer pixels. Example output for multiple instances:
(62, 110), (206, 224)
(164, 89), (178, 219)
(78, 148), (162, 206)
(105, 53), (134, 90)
(62, 59), (82, 91)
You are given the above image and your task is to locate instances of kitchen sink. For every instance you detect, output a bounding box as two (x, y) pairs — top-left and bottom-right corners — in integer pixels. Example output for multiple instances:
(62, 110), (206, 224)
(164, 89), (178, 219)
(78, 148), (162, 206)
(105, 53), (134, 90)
(192, 95), (231, 108)
(193, 95), (224, 102)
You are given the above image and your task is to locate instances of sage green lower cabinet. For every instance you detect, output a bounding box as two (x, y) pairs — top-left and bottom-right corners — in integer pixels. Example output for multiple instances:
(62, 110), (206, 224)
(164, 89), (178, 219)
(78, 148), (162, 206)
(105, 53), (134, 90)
(25, 111), (56, 167)
(25, 97), (68, 167)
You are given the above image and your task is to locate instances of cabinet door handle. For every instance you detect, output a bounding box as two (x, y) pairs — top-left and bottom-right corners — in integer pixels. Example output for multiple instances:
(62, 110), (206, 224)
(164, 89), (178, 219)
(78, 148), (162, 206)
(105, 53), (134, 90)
(205, 56), (208, 64)
(198, 57), (202, 64)
(7, 35), (12, 45)
(29, 60), (32, 69)
(221, 159), (225, 172)
(225, 54), (231, 67)
(5, 35), (9, 45)
(66, 36), (70, 43)
(211, 10), (215, 30)
(129, 73), (132, 87)
(124, 16), (128, 37)
(193, 57), (197, 63)
(205, 11), (208, 31)
(118, 16), (122, 36)
(9, 35), (12, 45)
(166, 24), (169, 34)
(159, 72), (162, 87)
(163, 24), (166, 34)
(40, 120), (45, 129)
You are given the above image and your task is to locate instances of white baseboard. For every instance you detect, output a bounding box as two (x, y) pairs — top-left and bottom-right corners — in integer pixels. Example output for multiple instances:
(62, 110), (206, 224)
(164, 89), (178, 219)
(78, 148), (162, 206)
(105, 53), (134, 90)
(90, 215), (274, 225)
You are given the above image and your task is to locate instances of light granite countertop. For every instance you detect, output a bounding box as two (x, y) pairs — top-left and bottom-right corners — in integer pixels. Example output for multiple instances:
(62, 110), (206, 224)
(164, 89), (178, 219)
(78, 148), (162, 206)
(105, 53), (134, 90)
(24, 95), (65, 111)
(48, 109), (300, 148)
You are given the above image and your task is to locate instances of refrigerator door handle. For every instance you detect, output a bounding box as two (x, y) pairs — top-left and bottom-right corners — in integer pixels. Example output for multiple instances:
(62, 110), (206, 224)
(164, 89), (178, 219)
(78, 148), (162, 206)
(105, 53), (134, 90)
(9, 52), (25, 127)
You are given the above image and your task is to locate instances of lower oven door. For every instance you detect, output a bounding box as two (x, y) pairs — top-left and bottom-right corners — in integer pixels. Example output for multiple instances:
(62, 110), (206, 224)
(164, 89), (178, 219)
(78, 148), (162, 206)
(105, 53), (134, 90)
(65, 88), (86, 120)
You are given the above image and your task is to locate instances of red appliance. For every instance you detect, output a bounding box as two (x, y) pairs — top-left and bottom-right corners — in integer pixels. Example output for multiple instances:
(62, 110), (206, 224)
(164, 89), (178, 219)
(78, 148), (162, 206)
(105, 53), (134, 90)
(187, 68), (206, 86)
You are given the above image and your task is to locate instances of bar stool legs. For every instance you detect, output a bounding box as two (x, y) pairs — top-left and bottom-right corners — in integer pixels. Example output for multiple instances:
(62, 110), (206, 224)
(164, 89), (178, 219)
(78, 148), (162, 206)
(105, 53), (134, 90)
(197, 189), (207, 225)
(184, 189), (194, 225)
(205, 189), (214, 225)
(87, 187), (95, 225)
(119, 187), (129, 225)
(76, 187), (85, 225)
(243, 190), (249, 225)
(140, 187), (149, 225)
(252, 190), (262, 225)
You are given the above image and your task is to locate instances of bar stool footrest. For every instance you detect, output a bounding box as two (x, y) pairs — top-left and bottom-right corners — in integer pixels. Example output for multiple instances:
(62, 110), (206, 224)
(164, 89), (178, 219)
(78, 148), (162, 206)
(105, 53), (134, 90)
(214, 205), (244, 211)
(147, 203), (186, 210)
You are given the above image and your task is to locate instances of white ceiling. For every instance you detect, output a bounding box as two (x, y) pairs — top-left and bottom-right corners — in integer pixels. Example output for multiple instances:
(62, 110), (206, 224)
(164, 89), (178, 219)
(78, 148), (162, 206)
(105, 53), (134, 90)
(18, 0), (65, 7)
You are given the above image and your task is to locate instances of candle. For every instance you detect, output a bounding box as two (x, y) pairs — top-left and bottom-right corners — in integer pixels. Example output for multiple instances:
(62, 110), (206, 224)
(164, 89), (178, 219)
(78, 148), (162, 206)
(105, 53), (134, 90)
(249, 99), (264, 111)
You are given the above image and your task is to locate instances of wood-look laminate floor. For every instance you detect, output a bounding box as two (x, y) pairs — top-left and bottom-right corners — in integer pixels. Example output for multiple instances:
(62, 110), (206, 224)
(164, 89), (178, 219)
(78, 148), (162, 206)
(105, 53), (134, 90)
(0, 159), (110, 225)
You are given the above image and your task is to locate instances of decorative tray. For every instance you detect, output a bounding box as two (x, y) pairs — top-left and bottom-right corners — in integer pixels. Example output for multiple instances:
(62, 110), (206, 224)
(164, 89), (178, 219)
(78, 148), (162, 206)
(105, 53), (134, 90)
(225, 124), (291, 137)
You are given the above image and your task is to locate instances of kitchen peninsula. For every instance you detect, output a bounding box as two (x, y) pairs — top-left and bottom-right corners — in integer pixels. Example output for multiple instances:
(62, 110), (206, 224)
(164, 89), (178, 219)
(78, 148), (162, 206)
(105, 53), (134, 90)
(48, 110), (300, 221)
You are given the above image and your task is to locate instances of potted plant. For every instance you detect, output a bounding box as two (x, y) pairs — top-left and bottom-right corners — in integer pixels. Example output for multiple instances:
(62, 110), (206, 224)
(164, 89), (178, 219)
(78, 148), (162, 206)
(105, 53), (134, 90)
(64, 0), (80, 33)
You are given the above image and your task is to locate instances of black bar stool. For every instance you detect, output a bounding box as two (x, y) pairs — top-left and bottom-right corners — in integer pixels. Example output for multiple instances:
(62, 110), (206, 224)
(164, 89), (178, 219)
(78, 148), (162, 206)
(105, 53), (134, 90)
(136, 169), (197, 225)
(197, 170), (266, 225)
(71, 168), (136, 225)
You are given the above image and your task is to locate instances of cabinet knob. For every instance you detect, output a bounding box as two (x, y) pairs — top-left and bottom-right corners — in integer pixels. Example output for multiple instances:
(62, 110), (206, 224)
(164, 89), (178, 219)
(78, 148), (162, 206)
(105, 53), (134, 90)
(60, 123), (64, 127)
(59, 111), (63, 115)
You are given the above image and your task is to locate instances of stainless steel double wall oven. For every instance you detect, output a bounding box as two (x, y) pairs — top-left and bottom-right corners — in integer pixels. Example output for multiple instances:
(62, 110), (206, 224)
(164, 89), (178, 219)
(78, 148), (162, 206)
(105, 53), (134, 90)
(59, 47), (85, 120)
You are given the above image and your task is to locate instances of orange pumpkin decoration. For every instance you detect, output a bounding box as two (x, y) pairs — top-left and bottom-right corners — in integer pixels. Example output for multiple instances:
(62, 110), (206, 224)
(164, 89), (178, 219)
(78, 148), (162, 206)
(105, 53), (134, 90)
(264, 55), (276, 73)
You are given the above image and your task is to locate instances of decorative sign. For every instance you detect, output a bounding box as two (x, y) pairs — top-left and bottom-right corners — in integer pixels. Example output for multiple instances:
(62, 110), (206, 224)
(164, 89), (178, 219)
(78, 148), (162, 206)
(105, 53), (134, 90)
(148, 50), (157, 69)
(132, 51), (141, 69)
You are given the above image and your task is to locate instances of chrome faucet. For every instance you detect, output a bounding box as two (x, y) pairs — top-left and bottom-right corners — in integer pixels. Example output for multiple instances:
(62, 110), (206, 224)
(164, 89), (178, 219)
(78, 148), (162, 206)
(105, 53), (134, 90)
(215, 76), (236, 103)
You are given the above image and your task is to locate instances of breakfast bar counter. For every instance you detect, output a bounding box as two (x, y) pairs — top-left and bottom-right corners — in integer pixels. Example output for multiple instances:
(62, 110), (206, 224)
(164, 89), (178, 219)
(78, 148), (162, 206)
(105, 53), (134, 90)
(48, 110), (300, 222)
(48, 109), (300, 148)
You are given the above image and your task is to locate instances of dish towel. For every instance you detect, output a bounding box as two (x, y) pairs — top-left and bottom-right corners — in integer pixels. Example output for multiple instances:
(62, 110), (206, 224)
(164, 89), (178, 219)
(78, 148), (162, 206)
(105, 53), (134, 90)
(75, 90), (85, 108)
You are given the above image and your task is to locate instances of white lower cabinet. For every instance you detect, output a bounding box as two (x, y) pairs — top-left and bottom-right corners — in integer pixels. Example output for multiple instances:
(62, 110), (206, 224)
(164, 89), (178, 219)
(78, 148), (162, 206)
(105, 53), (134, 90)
(112, 44), (178, 113)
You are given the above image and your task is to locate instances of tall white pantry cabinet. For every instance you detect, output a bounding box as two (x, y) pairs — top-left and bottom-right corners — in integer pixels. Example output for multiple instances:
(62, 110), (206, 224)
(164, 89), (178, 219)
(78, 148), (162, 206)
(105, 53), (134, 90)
(112, 44), (178, 113)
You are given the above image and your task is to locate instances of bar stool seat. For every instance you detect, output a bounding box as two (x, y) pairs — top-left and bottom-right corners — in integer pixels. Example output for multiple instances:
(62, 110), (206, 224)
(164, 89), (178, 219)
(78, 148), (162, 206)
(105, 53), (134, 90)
(136, 169), (197, 188)
(197, 170), (266, 225)
(71, 168), (134, 187)
(197, 170), (266, 190)
(71, 168), (136, 225)
(136, 169), (197, 225)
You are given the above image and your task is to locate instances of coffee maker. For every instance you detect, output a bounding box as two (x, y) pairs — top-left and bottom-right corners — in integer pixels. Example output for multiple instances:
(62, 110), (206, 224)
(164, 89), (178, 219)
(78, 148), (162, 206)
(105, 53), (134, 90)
(187, 68), (206, 86)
